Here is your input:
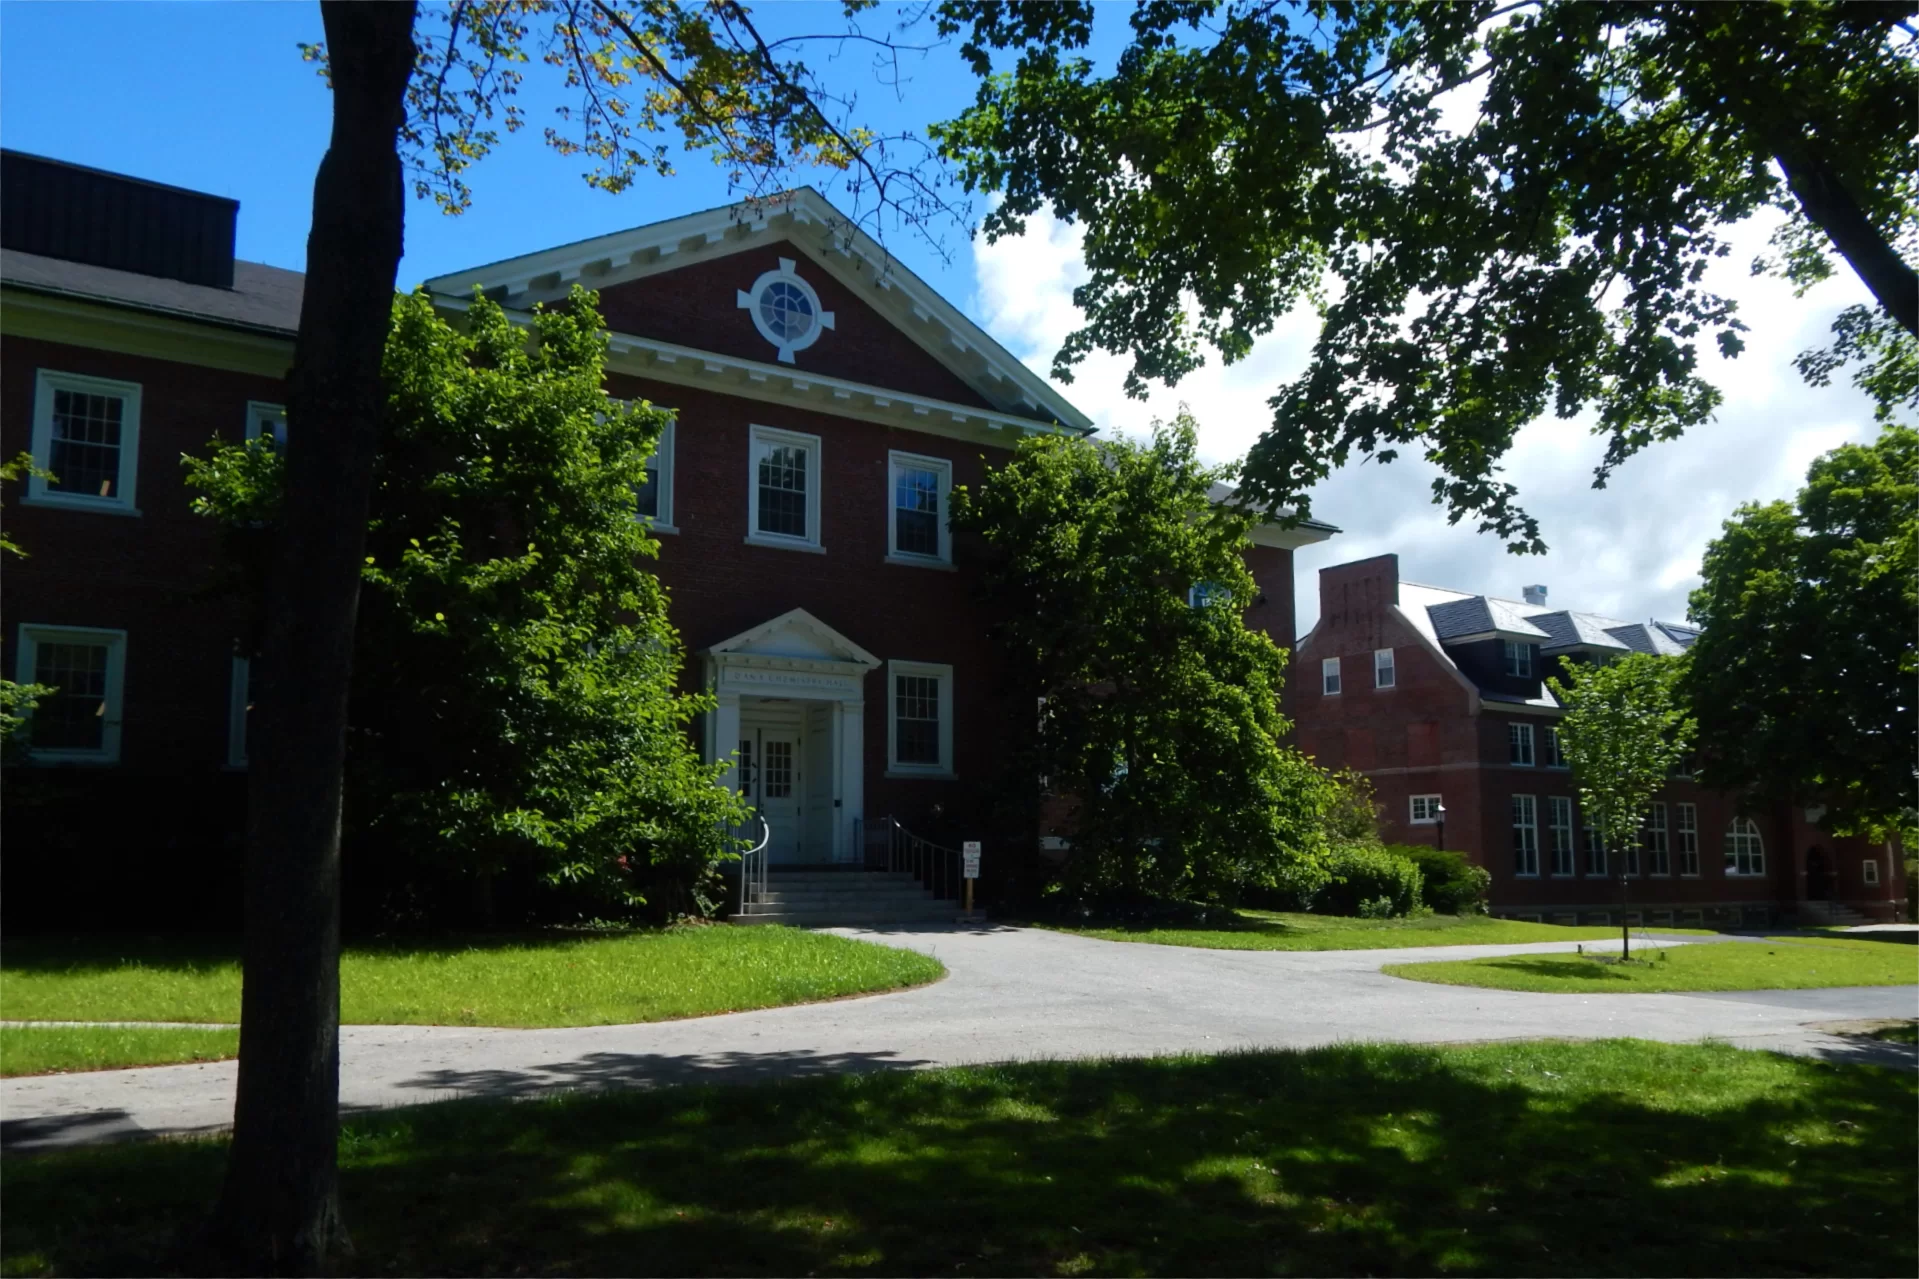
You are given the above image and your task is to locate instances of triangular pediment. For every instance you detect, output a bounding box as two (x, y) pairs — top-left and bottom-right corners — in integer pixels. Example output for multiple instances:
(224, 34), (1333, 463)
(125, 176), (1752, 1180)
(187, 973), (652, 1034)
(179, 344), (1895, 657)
(707, 608), (879, 669)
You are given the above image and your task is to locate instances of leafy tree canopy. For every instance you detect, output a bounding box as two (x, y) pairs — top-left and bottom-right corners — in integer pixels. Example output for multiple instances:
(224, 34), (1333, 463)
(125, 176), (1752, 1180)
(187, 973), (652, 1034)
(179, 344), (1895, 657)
(186, 288), (741, 922)
(1550, 652), (1695, 858)
(933, 0), (1919, 551)
(1682, 424), (1916, 840)
(950, 413), (1335, 902)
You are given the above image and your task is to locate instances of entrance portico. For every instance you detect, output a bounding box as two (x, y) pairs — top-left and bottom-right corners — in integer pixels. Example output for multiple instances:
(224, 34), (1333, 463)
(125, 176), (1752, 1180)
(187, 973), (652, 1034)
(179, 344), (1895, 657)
(703, 609), (879, 864)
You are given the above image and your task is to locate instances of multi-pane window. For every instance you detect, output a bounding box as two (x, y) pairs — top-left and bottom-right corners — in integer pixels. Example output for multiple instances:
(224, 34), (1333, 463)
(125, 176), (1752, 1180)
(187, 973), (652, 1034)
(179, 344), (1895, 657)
(888, 661), (953, 776)
(761, 739), (794, 798)
(1542, 725), (1566, 768)
(15, 625), (126, 762)
(1321, 657), (1341, 696)
(634, 420), (675, 528)
(1676, 803), (1699, 875)
(887, 452), (950, 564)
(1548, 796), (1575, 876)
(1643, 803), (1670, 875)
(1583, 825), (1608, 877)
(1725, 817), (1765, 876)
(1508, 721), (1535, 766)
(1410, 794), (1443, 824)
(246, 401), (288, 449)
(1188, 582), (1226, 608)
(1863, 857), (1881, 886)
(1511, 794), (1539, 877)
(28, 371), (141, 513)
(748, 426), (820, 548)
(1503, 641), (1533, 678)
(1374, 648), (1396, 688)
(228, 655), (257, 768)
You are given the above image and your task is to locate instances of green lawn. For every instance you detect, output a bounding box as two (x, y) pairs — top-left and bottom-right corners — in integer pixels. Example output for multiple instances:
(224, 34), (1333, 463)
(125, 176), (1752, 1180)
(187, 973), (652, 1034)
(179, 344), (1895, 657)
(1053, 908), (1716, 952)
(0, 1025), (241, 1078)
(3, 1039), (1912, 1277)
(1385, 936), (1919, 993)
(0, 928), (943, 1029)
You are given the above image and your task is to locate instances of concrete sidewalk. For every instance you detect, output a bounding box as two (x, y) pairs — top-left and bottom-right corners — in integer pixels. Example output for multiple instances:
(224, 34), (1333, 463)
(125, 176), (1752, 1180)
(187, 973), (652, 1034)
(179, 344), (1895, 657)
(4, 926), (1914, 1151)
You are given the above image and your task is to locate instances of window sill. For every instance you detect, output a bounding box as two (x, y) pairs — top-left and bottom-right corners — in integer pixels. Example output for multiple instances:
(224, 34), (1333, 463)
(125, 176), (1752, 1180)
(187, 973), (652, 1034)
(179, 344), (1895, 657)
(885, 768), (956, 781)
(22, 495), (141, 517)
(883, 553), (956, 572)
(645, 522), (680, 536)
(24, 753), (120, 767)
(744, 534), (825, 555)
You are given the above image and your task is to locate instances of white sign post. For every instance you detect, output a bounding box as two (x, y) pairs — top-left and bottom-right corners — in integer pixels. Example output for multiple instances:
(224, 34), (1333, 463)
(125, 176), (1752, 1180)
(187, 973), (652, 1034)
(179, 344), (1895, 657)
(962, 840), (981, 913)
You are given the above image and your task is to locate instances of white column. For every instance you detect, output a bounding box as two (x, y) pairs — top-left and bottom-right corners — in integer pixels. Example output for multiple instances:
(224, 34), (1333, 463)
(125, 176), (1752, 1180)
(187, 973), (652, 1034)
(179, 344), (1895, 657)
(837, 698), (864, 862)
(712, 692), (743, 792)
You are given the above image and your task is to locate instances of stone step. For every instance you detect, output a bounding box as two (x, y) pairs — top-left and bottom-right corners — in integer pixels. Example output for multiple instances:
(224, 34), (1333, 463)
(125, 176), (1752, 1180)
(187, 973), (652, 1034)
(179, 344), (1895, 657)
(754, 889), (944, 906)
(734, 906), (959, 927)
(763, 872), (920, 886)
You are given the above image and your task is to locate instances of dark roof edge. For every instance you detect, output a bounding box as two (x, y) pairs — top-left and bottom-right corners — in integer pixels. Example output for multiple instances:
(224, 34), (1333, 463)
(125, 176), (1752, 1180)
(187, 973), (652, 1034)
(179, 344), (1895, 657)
(1, 277), (297, 340)
(0, 149), (240, 209)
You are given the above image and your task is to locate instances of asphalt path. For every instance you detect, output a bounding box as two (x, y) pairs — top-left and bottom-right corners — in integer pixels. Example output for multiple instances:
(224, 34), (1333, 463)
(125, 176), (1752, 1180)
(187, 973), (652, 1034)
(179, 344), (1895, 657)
(4, 926), (1914, 1151)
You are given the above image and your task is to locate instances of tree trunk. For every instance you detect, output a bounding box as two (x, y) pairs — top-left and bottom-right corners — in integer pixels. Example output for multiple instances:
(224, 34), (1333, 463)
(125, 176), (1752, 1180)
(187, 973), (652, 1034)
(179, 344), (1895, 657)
(1772, 140), (1919, 339)
(204, 3), (415, 1271)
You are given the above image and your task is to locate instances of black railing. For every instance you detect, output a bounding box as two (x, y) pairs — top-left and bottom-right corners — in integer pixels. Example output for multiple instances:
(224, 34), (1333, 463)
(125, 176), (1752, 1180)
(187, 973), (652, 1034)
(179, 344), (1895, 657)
(859, 816), (963, 902)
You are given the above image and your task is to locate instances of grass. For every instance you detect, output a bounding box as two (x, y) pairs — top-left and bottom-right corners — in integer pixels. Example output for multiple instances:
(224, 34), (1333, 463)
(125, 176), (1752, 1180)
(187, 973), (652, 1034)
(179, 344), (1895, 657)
(1052, 908), (1717, 952)
(0, 1026), (241, 1078)
(3, 1039), (1912, 1277)
(1384, 936), (1919, 993)
(0, 928), (944, 1028)
(1866, 1021), (1918, 1045)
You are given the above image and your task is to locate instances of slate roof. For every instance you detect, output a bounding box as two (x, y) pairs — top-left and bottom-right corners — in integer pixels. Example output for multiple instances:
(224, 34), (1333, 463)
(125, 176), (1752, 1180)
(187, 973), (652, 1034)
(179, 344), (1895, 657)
(1603, 622), (1694, 656)
(1, 248), (303, 335)
(1526, 609), (1633, 653)
(1425, 595), (1552, 641)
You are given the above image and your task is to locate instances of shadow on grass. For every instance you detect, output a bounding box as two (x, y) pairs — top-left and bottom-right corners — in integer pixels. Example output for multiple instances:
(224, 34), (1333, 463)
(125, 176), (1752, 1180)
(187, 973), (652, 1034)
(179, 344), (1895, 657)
(390, 1047), (936, 1102)
(1433, 956), (1639, 983)
(4, 1041), (1914, 1277)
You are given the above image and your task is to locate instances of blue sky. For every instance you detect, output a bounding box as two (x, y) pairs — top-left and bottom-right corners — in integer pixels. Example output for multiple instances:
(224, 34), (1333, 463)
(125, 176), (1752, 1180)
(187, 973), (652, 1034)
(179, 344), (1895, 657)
(1, 3), (1888, 635)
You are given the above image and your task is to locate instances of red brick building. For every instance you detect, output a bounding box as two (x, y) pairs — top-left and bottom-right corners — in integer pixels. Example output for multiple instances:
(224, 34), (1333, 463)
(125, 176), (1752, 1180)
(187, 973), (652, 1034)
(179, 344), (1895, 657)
(1293, 553), (1907, 926)
(1, 153), (1331, 922)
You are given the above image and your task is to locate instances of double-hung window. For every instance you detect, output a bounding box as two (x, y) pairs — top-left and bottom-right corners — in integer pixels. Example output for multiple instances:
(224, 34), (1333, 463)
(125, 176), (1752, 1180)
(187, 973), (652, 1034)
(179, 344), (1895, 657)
(1503, 640), (1533, 678)
(1863, 856), (1881, 886)
(228, 654), (257, 768)
(1321, 657), (1341, 696)
(1583, 824), (1608, 877)
(246, 402), (288, 449)
(1547, 796), (1575, 876)
(887, 660), (953, 777)
(1508, 721), (1535, 766)
(1542, 725), (1566, 768)
(14, 625), (127, 763)
(635, 419), (676, 530)
(747, 425), (821, 550)
(1511, 794), (1539, 877)
(27, 371), (142, 514)
(886, 451), (951, 565)
(1643, 803), (1670, 875)
(1374, 648), (1396, 688)
(1725, 817), (1765, 876)
(1676, 803), (1699, 875)
(1410, 794), (1443, 824)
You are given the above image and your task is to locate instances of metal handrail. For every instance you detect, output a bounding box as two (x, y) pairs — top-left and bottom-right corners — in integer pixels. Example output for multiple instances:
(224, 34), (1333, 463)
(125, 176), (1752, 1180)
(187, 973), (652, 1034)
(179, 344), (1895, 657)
(863, 816), (963, 902)
(732, 814), (772, 916)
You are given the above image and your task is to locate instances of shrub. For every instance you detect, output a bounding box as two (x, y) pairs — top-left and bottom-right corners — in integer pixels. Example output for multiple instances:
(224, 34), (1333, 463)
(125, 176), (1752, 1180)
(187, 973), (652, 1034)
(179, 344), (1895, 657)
(1312, 843), (1423, 917)
(1389, 845), (1491, 915)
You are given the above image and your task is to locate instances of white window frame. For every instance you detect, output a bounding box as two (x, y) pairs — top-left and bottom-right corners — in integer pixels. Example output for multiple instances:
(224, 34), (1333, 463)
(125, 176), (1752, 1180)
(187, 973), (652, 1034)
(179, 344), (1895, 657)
(13, 624), (128, 764)
(1503, 640), (1532, 678)
(1321, 656), (1341, 696)
(885, 660), (954, 779)
(1512, 794), (1540, 877)
(1409, 793), (1442, 824)
(26, 370), (142, 515)
(1542, 725), (1567, 768)
(745, 424), (823, 552)
(1374, 647), (1396, 689)
(636, 418), (677, 532)
(1725, 817), (1766, 876)
(1583, 824), (1608, 878)
(1676, 803), (1700, 876)
(1863, 856), (1881, 886)
(227, 655), (254, 768)
(1548, 796), (1575, 877)
(1508, 721), (1535, 767)
(885, 450), (952, 567)
(245, 401), (288, 448)
(737, 258), (835, 364)
(1643, 802), (1670, 876)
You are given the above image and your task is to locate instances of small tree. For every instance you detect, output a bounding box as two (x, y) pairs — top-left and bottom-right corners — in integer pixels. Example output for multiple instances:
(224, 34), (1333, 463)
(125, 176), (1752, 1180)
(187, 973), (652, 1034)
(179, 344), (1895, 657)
(186, 288), (740, 924)
(950, 412), (1334, 904)
(1549, 653), (1694, 958)
(0, 453), (56, 763)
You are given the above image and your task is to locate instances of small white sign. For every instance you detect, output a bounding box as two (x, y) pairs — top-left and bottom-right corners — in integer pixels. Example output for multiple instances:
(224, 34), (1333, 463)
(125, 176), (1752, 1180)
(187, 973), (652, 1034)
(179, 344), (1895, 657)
(962, 840), (981, 879)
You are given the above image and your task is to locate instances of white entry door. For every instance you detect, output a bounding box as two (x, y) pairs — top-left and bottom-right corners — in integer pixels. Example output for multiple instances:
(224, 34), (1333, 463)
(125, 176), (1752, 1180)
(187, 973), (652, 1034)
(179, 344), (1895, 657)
(740, 726), (803, 864)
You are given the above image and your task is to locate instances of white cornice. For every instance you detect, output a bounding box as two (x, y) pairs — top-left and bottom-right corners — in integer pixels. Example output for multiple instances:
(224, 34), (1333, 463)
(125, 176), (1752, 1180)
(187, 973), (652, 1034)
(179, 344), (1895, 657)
(420, 188), (1093, 435)
(0, 287), (293, 378)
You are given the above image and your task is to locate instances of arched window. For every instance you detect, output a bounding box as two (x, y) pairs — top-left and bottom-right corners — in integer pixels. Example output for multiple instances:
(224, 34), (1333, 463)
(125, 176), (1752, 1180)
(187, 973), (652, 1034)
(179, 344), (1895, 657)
(1724, 817), (1765, 876)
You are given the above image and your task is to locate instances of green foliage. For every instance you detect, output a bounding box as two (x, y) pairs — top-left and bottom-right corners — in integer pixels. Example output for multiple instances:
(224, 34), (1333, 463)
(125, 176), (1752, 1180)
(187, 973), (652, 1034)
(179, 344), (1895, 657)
(1550, 653), (1694, 859)
(1312, 843), (1424, 918)
(184, 288), (740, 922)
(0, 452), (56, 762)
(1322, 767), (1382, 843)
(949, 413), (1333, 902)
(1682, 426), (1917, 839)
(934, 1), (1919, 551)
(1388, 844), (1491, 916)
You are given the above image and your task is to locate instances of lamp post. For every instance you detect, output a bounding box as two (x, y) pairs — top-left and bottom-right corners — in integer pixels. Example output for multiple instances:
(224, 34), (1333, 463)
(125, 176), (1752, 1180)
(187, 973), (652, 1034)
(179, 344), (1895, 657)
(1434, 803), (1447, 852)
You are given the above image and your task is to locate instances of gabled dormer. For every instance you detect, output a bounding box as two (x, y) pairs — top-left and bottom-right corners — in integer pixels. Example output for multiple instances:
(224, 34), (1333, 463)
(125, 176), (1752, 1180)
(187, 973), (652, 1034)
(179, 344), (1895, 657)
(1425, 595), (1552, 700)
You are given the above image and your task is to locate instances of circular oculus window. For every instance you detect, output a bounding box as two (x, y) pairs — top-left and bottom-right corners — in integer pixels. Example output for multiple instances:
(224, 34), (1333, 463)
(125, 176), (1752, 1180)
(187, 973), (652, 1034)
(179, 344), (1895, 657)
(737, 259), (835, 363)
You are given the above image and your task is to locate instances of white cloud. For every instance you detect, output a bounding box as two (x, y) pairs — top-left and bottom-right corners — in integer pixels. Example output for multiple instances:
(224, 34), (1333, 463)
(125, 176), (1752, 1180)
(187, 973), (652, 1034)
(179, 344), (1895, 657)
(971, 208), (1888, 642)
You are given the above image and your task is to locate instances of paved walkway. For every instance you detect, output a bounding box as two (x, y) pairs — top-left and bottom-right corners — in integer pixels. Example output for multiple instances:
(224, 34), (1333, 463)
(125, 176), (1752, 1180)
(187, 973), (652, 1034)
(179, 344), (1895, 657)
(4, 927), (1914, 1151)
